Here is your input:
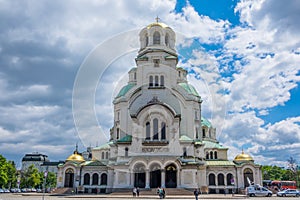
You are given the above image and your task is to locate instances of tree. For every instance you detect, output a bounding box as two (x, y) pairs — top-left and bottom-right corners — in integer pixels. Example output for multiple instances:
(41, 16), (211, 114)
(38, 171), (57, 189)
(287, 156), (299, 187)
(0, 154), (17, 188)
(20, 165), (41, 188)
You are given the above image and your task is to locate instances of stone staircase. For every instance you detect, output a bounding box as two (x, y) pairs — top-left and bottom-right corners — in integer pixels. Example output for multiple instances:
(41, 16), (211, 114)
(51, 187), (75, 195)
(111, 188), (193, 196)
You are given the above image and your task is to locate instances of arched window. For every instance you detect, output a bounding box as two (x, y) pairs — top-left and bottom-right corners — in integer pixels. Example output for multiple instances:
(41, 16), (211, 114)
(210, 151), (213, 159)
(227, 173), (234, 185)
(206, 152), (209, 159)
(134, 72), (136, 80)
(209, 174), (215, 185)
(101, 173), (107, 185)
(92, 173), (99, 185)
(165, 33), (169, 46)
(101, 152), (104, 160)
(145, 34), (148, 46)
(160, 75), (164, 86)
(183, 147), (187, 157)
(214, 151), (218, 159)
(161, 122), (166, 140)
(153, 31), (160, 45)
(149, 76), (153, 87)
(106, 152), (109, 159)
(84, 173), (90, 185)
(155, 76), (159, 86)
(146, 122), (150, 140)
(153, 118), (158, 140)
(202, 129), (206, 138)
(195, 128), (199, 139)
(117, 128), (120, 140)
(125, 147), (129, 157)
(218, 174), (225, 185)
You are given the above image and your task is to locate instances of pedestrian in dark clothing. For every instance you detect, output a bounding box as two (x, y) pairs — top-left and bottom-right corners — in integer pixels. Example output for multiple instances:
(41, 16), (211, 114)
(136, 187), (140, 197)
(194, 189), (199, 200)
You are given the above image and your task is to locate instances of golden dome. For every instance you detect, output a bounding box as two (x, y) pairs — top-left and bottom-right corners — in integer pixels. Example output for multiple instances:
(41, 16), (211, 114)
(66, 151), (85, 162)
(147, 22), (169, 29)
(234, 150), (254, 162)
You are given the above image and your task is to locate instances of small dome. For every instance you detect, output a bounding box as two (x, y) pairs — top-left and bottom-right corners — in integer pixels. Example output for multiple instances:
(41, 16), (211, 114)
(66, 151), (85, 162)
(234, 150), (254, 162)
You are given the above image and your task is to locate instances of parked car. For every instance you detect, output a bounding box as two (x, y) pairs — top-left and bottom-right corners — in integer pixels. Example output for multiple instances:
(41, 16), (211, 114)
(247, 185), (273, 197)
(0, 188), (4, 193)
(277, 189), (300, 197)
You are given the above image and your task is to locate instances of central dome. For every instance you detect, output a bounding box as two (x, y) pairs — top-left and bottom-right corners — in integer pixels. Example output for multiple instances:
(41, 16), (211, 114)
(147, 22), (169, 29)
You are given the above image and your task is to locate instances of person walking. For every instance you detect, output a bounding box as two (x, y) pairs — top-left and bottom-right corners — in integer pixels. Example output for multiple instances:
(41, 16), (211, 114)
(194, 189), (199, 200)
(132, 187), (137, 197)
(136, 187), (140, 197)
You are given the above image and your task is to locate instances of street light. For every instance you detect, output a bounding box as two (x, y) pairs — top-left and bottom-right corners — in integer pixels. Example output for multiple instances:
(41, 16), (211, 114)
(42, 170), (48, 200)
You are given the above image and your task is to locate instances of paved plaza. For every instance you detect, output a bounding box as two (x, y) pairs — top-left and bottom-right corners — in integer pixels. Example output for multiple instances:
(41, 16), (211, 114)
(0, 193), (292, 200)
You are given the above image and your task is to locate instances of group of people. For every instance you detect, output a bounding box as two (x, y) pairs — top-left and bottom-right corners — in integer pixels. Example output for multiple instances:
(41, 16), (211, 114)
(132, 187), (140, 197)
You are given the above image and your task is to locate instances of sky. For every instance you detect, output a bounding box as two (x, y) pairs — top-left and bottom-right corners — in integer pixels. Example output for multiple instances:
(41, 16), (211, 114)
(0, 0), (299, 169)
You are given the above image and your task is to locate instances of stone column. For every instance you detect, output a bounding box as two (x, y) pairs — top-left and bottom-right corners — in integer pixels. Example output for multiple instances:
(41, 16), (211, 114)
(145, 170), (150, 188)
(161, 170), (165, 188)
(130, 172), (134, 187)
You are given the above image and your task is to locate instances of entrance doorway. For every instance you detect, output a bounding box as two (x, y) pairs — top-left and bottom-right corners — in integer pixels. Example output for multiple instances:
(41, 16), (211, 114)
(150, 169), (161, 188)
(64, 168), (74, 187)
(165, 164), (177, 188)
(134, 163), (146, 188)
(134, 173), (145, 188)
(243, 168), (254, 187)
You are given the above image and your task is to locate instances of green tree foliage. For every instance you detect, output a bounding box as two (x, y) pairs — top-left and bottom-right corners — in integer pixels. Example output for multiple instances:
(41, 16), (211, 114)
(38, 171), (57, 189)
(20, 165), (41, 188)
(0, 154), (17, 188)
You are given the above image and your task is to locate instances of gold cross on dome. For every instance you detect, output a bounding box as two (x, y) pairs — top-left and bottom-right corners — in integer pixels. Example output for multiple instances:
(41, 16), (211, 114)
(155, 16), (160, 23)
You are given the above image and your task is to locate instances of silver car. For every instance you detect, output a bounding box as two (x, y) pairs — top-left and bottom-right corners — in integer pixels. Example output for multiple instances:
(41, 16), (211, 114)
(277, 189), (300, 197)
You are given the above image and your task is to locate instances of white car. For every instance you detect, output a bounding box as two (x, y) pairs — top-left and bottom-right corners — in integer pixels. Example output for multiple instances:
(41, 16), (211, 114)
(247, 185), (273, 197)
(277, 189), (300, 197)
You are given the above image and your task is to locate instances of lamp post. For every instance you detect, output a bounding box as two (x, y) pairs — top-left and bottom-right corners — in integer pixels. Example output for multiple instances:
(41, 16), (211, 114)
(42, 170), (48, 200)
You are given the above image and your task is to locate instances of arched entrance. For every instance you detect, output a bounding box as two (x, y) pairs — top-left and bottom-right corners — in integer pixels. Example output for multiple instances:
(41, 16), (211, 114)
(150, 164), (161, 188)
(64, 168), (74, 187)
(134, 163), (146, 188)
(243, 168), (254, 187)
(165, 164), (177, 188)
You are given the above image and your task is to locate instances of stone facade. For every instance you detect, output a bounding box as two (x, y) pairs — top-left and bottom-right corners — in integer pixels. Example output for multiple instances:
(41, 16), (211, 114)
(57, 21), (262, 194)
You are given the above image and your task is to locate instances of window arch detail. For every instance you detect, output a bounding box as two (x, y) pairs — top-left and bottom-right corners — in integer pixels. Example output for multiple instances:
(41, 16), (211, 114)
(153, 31), (160, 45)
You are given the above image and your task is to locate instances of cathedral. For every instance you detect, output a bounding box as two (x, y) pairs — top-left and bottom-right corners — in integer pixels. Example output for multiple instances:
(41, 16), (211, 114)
(56, 21), (262, 194)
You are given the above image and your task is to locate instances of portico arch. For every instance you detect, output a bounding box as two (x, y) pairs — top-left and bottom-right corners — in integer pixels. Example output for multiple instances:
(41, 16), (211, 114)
(149, 163), (161, 188)
(64, 168), (74, 187)
(133, 163), (146, 188)
(165, 164), (177, 188)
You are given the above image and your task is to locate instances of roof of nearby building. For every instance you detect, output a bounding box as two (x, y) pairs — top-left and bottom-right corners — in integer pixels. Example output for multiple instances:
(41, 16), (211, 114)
(201, 117), (212, 128)
(178, 83), (200, 97)
(179, 135), (193, 142)
(93, 141), (113, 150)
(203, 140), (228, 149)
(206, 160), (236, 166)
(22, 153), (49, 162)
(116, 83), (136, 98)
(117, 135), (132, 143)
(83, 160), (106, 166)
